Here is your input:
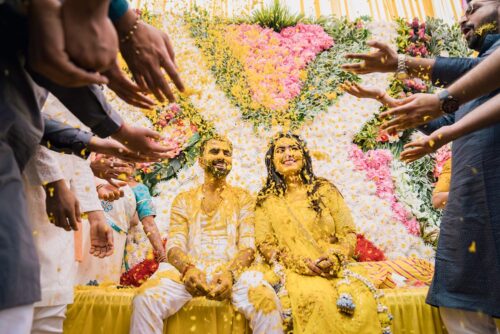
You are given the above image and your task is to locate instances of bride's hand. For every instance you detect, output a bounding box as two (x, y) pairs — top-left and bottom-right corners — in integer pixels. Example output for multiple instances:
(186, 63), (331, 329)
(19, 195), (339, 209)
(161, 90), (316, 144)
(304, 258), (324, 276)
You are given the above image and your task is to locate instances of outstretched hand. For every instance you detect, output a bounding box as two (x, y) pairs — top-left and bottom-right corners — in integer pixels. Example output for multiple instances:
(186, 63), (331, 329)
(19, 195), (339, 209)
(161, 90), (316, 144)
(105, 61), (155, 109)
(380, 93), (443, 133)
(28, 0), (108, 87)
(400, 127), (451, 163)
(111, 124), (178, 161)
(88, 211), (114, 258)
(341, 81), (385, 100)
(61, 0), (118, 73)
(342, 41), (398, 74)
(119, 11), (184, 102)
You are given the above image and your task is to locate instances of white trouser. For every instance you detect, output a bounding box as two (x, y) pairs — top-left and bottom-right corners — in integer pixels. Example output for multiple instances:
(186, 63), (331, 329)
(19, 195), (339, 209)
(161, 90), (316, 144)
(130, 270), (283, 334)
(0, 304), (34, 334)
(440, 307), (500, 334)
(31, 304), (67, 334)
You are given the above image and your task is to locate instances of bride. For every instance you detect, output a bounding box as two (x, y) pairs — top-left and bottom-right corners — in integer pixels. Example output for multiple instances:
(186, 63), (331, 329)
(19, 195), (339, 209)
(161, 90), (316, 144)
(255, 132), (392, 334)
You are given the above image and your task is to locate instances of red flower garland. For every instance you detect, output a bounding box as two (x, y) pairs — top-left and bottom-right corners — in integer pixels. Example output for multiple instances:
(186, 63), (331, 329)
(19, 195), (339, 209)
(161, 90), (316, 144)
(355, 234), (386, 262)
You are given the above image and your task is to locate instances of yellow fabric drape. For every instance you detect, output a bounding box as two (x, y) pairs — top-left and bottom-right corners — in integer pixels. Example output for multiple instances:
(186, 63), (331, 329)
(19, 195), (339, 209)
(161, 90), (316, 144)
(330, 0), (342, 17)
(343, 0), (350, 19)
(383, 0), (398, 19)
(300, 0), (305, 15)
(313, 0), (321, 18)
(64, 286), (445, 334)
(422, 0), (435, 17)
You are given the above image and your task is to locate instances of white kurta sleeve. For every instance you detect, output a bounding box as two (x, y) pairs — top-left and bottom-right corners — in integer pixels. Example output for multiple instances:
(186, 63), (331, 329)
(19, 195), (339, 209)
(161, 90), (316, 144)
(70, 157), (102, 213)
(237, 190), (255, 251)
(24, 146), (64, 187)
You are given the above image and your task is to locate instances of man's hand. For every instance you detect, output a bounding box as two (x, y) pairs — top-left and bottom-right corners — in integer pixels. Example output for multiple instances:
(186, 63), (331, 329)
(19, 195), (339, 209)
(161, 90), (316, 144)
(105, 61), (155, 109)
(90, 153), (133, 186)
(208, 271), (233, 301)
(342, 41), (398, 74)
(380, 93), (443, 133)
(61, 0), (118, 73)
(45, 179), (81, 231)
(183, 267), (209, 297)
(117, 10), (184, 102)
(87, 211), (114, 258)
(88, 137), (160, 163)
(341, 81), (385, 100)
(111, 124), (178, 161)
(96, 183), (125, 201)
(28, 0), (108, 87)
(400, 127), (451, 163)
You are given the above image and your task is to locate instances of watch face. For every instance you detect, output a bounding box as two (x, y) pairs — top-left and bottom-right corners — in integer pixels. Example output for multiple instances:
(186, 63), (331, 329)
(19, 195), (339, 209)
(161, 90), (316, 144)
(442, 97), (460, 114)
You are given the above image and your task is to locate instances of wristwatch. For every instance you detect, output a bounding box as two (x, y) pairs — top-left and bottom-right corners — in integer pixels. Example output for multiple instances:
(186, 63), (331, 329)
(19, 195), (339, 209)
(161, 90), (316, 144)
(395, 54), (408, 80)
(438, 89), (460, 114)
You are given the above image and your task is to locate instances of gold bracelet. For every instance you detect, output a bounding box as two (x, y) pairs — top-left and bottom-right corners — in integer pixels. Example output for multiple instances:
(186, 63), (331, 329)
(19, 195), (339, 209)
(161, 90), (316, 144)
(120, 16), (140, 44)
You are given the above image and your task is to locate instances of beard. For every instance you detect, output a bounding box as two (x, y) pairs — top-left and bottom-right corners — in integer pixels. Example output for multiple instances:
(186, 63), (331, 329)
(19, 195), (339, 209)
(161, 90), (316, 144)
(206, 160), (231, 178)
(467, 15), (498, 50)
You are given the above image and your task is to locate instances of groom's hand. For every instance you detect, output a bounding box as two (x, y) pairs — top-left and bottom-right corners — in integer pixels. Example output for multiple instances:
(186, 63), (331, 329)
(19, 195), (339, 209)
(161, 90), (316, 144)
(183, 267), (209, 297)
(208, 271), (233, 301)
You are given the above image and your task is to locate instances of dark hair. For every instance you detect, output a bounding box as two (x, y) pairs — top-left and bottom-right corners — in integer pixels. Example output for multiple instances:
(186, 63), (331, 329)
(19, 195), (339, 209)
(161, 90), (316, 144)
(199, 135), (233, 155)
(256, 132), (333, 214)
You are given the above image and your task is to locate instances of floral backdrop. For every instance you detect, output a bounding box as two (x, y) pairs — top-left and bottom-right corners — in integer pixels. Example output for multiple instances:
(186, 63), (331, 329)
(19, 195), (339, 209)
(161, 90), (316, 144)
(108, 2), (469, 268)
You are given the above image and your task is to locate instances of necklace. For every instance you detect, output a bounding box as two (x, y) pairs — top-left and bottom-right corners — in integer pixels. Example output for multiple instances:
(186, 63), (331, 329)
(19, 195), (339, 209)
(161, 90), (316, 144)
(201, 184), (224, 216)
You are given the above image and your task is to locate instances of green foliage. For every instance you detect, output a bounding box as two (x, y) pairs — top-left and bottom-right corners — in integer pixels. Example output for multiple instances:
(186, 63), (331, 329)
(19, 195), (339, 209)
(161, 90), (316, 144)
(289, 17), (370, 126)
(426, 17), (472, 58)
(138, 133), (201, 196)
(247, 0), (304, 32)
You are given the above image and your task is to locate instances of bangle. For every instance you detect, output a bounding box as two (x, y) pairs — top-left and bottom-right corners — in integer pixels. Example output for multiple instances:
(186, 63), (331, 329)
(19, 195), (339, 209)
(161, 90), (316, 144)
(155, 253), (167, 263)
(120, 16), (140, 44)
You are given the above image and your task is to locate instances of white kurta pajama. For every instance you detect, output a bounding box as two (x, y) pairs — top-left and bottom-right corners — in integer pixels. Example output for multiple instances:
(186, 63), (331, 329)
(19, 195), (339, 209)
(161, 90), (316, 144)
(23, 147), (102, 334)
(130, 185), (283, 334)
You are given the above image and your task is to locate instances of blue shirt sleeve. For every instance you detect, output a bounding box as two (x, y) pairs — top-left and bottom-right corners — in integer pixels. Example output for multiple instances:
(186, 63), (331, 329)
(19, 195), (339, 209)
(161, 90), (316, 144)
(417, 113), (455, 135)
(431, 56), (481, 87)
(132, 183), (156, 220)
(42, 116), (93, 159)
(109, 0), (129, 21)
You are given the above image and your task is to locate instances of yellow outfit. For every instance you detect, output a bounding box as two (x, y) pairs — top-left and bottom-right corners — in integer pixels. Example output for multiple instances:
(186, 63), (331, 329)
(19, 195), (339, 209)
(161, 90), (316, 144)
(130, 184), (284, 334)
(166, 184), (255, 278)
(433, 158), (452, 195)
(255, 181), (386, 334)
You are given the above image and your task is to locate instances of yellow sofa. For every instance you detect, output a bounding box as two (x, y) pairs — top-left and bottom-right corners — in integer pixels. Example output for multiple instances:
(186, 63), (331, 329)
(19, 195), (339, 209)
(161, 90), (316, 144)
(63, 285), (446, 334)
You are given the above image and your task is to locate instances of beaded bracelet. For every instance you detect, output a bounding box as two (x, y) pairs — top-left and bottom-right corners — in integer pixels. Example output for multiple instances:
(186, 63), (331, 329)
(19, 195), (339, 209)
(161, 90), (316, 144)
(120, 16), (140, 44)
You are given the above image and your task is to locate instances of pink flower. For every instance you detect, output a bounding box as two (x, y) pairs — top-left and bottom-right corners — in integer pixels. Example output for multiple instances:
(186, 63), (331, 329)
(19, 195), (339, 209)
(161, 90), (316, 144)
(349, 145), (421, 236)
(225, 23), (333, 111)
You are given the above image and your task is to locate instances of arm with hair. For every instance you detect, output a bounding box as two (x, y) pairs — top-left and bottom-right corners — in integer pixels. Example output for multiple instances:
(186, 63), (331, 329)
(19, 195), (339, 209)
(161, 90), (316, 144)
(447, 48), (500, 103)
(401, 94), (500, 163)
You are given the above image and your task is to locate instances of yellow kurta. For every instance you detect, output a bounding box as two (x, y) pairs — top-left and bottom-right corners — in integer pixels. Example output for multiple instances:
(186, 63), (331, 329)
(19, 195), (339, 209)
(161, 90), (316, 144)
(164, 184), (255, 279)
(255, 181), (384, 334)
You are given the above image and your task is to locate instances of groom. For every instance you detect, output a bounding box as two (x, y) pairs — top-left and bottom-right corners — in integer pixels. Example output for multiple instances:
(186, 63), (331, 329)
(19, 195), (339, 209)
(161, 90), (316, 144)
(130, 136), (283, 334)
